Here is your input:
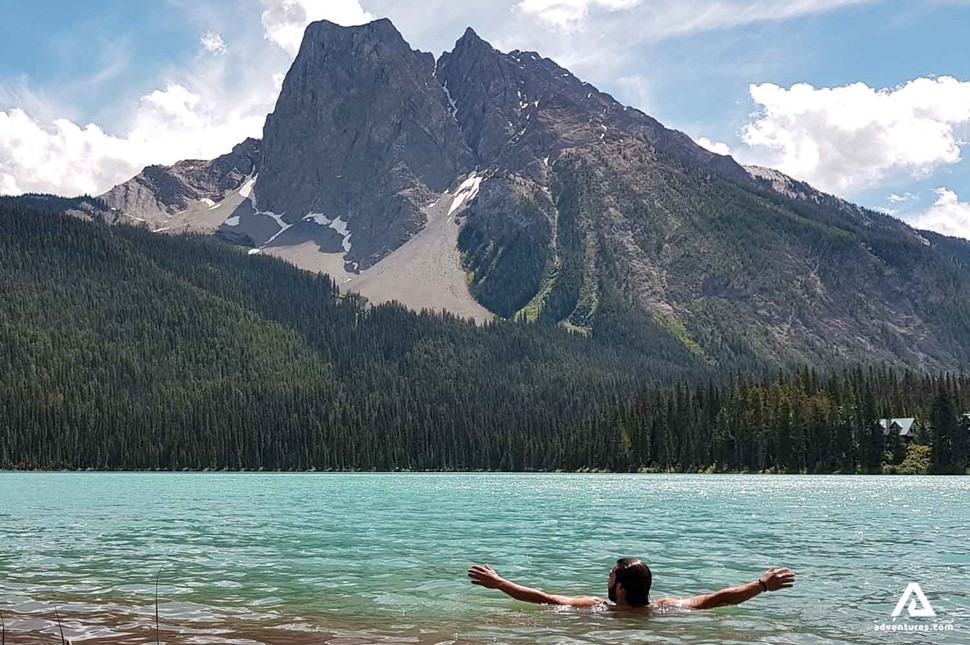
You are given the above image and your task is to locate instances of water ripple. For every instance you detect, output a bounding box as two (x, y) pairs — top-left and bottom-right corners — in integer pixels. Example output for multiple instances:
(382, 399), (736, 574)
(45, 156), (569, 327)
(0, 473), (967, 644)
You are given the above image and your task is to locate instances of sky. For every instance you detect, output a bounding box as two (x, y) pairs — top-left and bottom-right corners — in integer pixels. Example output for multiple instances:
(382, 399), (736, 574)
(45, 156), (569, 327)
(1, 0), (969, 238)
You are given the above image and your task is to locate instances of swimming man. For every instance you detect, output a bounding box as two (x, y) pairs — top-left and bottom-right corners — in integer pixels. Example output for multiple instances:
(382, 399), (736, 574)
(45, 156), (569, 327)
(467, 558), (795, 609)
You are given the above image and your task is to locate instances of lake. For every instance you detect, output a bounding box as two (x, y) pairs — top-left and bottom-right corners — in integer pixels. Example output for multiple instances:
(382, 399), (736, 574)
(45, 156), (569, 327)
(0, 473), (967, 644)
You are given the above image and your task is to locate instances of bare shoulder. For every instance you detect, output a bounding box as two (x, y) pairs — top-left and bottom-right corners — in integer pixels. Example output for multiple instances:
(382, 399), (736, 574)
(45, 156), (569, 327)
(656, 595), (713, 610)
(654, 597), (686, 608)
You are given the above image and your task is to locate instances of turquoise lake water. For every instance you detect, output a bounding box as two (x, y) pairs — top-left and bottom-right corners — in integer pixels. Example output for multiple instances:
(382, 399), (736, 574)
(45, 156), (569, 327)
(0, 473), (967, 644)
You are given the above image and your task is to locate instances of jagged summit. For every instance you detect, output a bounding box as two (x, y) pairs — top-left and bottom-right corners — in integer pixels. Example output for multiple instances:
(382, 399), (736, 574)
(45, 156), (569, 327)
(93, 18), (970, 369)
(250, 14), (473, 269)
(303, 17), (397, 35)
(452, 26), (500, 53)
(458, 26), (484, 41)
(295, 17), (406, 59)
(437, 28), (748, 183)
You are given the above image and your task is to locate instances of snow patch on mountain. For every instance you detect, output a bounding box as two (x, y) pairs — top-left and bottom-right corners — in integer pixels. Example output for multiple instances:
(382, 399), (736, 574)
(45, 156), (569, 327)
(261, 210), (291, 245)
(303, 212), (353, 252)
(442, 83), (459, 118)
(448, 173), (483, 217)
(239, 175), (257, 200)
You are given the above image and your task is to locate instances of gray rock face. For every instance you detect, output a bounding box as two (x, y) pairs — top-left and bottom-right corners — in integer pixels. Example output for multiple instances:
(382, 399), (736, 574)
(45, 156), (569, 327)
(437, 28), (749, 183)
(254, 18), (474, 268)
(101, 139), (259, 229)
(435, 27), (776, 336)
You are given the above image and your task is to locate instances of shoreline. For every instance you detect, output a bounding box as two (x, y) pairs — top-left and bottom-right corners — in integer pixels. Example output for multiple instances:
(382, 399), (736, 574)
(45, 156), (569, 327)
(0, 605), (358, 645)
(1, 468), (965, 475)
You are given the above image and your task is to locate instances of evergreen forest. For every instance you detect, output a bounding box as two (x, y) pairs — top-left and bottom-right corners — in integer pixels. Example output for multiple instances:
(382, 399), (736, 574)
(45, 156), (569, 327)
(1, 203), (967, 473)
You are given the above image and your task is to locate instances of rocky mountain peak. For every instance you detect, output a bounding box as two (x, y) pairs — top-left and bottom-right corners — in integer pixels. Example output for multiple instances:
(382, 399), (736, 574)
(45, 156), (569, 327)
(437, 30), (748, 183)
(437, 31), (562, 175)
(296, 17), (416, 64)
(451, 26), (492, 55)
(252, 18), (474, 268)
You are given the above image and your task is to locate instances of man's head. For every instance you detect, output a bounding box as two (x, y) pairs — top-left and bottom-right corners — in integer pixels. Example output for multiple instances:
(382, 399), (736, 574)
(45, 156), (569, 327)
(608, 558), (652, 607)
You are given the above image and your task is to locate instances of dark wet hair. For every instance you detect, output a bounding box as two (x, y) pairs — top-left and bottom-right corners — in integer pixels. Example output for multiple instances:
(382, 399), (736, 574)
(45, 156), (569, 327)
(613, 558), (652, 607)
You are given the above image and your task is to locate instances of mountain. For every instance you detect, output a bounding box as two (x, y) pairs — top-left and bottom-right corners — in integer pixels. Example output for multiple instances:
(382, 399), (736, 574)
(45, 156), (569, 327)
(97, 19), (970, 370)
(100, 138), (259, 232)
(255, 19), (474, 269)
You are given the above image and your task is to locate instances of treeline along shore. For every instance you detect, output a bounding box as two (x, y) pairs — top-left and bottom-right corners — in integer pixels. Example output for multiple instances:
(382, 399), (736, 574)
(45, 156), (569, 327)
(1, 203), (968, 474)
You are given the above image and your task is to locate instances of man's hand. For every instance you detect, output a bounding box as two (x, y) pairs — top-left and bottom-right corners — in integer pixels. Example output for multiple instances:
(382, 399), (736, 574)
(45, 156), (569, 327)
(468, 564), (505, 589)
(759, 567), (796, 592)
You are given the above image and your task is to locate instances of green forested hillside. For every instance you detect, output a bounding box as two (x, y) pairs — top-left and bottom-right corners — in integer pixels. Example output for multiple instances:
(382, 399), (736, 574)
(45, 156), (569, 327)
(1, 205), (966, 473)
(0, 204), (685, 470)
(461, 146), (970, 372)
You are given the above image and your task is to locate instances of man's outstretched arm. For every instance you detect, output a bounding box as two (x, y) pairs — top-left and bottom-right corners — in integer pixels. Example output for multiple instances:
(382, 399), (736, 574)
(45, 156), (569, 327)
(656, 567), (795, 610)
(467, 564), (603, 608)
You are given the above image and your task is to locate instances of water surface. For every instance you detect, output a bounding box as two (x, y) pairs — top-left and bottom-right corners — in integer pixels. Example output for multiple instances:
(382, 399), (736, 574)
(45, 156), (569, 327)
(0, 473), (967, 643)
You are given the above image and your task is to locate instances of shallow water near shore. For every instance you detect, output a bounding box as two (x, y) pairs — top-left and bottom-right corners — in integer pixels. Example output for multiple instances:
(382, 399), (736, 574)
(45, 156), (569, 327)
(1, 473), (968, 644)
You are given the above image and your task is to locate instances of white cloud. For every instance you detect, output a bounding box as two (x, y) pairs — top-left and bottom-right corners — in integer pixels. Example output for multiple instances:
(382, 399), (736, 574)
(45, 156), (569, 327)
(518, 0), (641, 28)
(696, 137), (731, 155)
(739, 76), (970, 194)
(261, 0), (373, 55)
(200, 31), (227, 55)
(613, 74), (651, 112)
(0, 0), (929, 200)
(0, 77), (73, 124)
(0, 85), (265, 196)
(908, 187), (970, 240)
(516, 0), (874, 36)
(888, 192), (916, 204)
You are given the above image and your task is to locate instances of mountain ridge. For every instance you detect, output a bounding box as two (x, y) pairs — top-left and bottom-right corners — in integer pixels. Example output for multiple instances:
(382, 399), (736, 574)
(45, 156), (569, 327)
(100, 138), (260, 232)
(87, 18), (970, 370)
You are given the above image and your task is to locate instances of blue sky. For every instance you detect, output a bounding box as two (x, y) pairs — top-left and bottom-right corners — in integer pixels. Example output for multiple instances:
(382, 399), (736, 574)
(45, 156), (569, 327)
(2, 0), (969, 237)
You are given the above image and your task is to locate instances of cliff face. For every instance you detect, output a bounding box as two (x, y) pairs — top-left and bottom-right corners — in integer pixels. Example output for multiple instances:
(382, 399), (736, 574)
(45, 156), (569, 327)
(254, 19), (474, 268)
(437, 28), (748, 183)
